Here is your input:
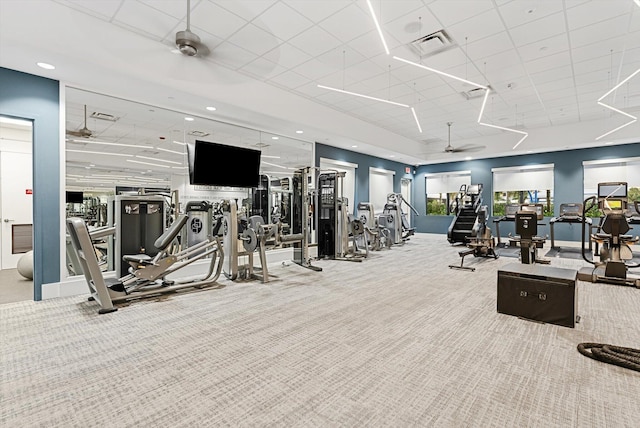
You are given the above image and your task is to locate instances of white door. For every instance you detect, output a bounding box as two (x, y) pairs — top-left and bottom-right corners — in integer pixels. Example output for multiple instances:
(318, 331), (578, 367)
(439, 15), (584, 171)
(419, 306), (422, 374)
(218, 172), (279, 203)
(0, 151), (33, 269)
(401, 178), (412, 227)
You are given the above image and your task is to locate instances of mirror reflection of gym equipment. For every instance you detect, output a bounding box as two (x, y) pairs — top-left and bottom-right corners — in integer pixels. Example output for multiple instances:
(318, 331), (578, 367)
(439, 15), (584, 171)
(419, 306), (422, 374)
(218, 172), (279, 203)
(578, 182), (640, 287)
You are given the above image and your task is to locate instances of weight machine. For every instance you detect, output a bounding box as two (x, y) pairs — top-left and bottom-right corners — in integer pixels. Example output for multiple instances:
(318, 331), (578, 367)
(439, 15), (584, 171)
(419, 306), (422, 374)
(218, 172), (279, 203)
(356, 202), (392, 251)
(578, 182), (640, 287)
(379, 193), (418, 245)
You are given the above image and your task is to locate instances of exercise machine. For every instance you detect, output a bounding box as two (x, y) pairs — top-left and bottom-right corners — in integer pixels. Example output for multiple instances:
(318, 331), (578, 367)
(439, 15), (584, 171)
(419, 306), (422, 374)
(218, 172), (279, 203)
(447, 184), (484, 244)
(67, 214), (224, 314)
(449, 205), (498, 271)
(515, 208), (549, 264)
(578, 182), (640, 287)
(357, 202), (392, 251)
(380, 193), (418, 245)
(549, 203), (592, 251)
(184, 200), (212, 251)
(493, 203), (521, 247)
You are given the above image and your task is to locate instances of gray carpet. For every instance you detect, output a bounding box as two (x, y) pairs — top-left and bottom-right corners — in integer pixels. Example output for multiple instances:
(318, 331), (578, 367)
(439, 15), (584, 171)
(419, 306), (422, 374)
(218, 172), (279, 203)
(1, 233), (639, 427)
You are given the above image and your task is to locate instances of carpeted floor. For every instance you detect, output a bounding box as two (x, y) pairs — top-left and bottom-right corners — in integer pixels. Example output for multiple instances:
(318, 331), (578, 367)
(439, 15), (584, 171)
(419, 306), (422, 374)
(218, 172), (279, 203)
(1, 233), (639, 427)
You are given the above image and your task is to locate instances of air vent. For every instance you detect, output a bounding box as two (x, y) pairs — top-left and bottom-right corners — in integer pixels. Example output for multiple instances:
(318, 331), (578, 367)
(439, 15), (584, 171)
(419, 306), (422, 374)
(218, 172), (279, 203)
(409, 29), (456, 57)
(188, 130), (210, 137)
(461, 86), (490, 100)
(90, 112), (119, 122)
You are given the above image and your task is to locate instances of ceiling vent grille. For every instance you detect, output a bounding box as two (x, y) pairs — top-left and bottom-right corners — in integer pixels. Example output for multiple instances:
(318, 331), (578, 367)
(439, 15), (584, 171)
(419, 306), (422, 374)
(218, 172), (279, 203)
(461, 86), (491, 100)
(409, 29), (456, 57)
(90, 112), (119, 122)
(188, 130), (210, 137)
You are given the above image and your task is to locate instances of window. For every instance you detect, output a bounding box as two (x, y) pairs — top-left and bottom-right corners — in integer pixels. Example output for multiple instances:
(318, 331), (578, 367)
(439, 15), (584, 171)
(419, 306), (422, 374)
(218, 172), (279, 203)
(492, 164), (554, 217)
(320, 158), (357, 214)
(583, 157), (640, 217)
(425, 171), (471, 215)
(369, 167), (395, 213)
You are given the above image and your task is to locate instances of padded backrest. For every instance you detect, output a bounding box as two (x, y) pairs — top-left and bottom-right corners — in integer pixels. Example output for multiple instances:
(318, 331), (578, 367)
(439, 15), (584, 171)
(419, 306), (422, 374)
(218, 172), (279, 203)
(601, 213), (629, 236)
(154, 215), (189, 250)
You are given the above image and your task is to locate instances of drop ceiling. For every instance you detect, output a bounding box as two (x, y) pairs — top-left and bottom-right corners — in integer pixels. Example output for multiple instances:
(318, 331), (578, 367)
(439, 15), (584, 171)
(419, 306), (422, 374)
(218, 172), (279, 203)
(1, 0), (639, 176)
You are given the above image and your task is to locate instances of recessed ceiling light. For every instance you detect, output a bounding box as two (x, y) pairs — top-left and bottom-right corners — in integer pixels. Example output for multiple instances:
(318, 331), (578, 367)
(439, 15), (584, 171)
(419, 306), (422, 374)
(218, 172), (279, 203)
(206, 106), (216, 111)
(351, 145), (358, 148)
(271, 136), (279, 140)
(605, 142), (613, 145)
(89, 164), (95, 167)
(465, 156), (472, 160)
(296, 130), (303, 134)
(36, 62), (55, 70)
(184, 117), (194, 121)
(389, 155), (395, 158)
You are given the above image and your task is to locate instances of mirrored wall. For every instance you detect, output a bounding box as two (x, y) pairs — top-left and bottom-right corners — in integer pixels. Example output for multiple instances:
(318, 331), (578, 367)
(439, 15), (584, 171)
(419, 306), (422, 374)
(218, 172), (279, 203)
(64, 87), (313, 277)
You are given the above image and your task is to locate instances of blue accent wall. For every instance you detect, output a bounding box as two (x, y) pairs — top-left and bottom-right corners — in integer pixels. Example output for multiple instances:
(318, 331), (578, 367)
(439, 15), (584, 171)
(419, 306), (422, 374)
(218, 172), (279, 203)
(0, 67), (60, 300)
(315, 143), (414, 207)
(315, 141), (640, 242)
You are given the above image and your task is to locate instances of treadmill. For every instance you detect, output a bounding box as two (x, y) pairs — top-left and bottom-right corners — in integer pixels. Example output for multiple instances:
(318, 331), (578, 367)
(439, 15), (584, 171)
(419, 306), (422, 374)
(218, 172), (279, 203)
(549, 203), (592, 251)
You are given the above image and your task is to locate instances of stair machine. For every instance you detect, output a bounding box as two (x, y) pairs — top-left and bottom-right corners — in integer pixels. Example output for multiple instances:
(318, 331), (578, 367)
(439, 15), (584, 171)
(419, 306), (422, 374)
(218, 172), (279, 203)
(449, 205), (499, 271)
(380, 193), (418, 245)
(447, 184), (484, 244)
(578, 182), (640, 287)
(357, 202), (392, 251)
(67, 213), (225, 314)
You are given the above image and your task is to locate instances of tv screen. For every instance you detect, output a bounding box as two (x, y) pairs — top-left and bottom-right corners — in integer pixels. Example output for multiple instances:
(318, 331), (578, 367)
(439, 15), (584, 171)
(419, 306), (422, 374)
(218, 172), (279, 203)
(66, 191), (83, 204)
(598, 182), (627, 198)
(187, 140), (261, 188)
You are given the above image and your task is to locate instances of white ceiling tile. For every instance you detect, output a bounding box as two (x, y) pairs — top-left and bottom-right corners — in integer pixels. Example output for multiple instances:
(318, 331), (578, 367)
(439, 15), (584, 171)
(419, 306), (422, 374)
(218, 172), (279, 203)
(569, 15), (631, 49)
(238, 57), (288, 80)
(65, 0), (124, 20)
(138, 0), (186, 18)
(253, 2), (314, 41)
(263, 42), (312, 69)
(498, 0), (564, 29)
(348, 30), (396, 60)
(566, 0), (634, 30)
(378, 0), (425, 24)
(525, 51), (572, 74)
(427, 0), (494, 27)
(214, 0), (277, 22)
(531, 65), (574, 85)
(318, 2), (374, 43)
(210, 41), (257, 69)
(540, 87), (577, 102)
(317, 47), (368, 72)
(282, 0), (349, 23)
(508, 11), (566, 47)
(191, 1), (249, 40)
(575, 69), (610, 87)
(288, 25), (343, 57)
(293, 58), (337, 81)
(382, 6), (441, 46)
(466, 32), (514, 60)
(226, 23), (282, 56)
(447, 8), (506, 46)
(268, 69), (310, 89)
(569, 35), (629, 63)
(536, 77), (576, 95)
(517, 33), (570, 63)
(114, 1), (180, 39)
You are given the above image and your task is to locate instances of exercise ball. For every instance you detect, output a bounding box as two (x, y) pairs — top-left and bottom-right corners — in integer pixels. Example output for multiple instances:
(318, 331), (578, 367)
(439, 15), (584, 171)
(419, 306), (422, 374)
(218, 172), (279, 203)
(17, 250), (33, 280)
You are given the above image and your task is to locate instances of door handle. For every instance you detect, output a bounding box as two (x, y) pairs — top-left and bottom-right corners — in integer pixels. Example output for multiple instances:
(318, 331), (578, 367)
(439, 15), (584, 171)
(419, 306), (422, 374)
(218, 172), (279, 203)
(3, 219), (15, 222)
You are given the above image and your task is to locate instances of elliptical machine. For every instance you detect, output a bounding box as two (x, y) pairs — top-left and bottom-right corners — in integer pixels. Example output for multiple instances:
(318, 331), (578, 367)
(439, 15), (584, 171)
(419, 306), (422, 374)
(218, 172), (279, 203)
(578, 182), (640, 287)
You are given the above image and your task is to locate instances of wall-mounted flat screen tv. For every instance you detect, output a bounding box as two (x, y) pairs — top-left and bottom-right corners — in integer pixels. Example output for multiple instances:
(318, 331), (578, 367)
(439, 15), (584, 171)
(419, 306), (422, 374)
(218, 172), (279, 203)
(187, 140), (261, 188)
(66, 191), (83, 204)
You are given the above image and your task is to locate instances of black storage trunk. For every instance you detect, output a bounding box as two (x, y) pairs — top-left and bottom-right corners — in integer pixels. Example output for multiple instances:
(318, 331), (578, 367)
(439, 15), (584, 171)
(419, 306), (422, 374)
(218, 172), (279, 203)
(497, 263), (578, 328)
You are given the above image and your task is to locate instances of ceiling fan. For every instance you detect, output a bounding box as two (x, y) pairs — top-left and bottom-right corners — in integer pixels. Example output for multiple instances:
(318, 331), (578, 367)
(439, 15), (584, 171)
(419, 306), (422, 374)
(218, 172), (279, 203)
(443, 122), (485, 154)
(175, 0), (210, 57)
(66, 105), (94, 138)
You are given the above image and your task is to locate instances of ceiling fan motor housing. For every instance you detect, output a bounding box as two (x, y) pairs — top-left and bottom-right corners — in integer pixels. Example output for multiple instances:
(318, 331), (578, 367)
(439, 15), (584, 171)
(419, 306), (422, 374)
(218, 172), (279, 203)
(176, 29), (200, 56)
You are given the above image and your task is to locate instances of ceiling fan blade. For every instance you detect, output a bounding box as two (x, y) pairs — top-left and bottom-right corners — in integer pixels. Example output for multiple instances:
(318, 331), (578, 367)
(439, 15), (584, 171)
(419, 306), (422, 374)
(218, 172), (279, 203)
(453, 144), (486, 153)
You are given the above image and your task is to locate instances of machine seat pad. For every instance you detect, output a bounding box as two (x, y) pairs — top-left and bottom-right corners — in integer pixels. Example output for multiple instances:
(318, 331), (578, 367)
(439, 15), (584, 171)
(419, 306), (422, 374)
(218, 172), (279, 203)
(154, 215), (189, 250)
(594, 233), (611, 240)
(123, 254), (153, 264)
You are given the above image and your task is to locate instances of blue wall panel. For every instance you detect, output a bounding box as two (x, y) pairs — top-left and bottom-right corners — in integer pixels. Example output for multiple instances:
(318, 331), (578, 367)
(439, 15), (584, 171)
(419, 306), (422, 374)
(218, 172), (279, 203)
(0, 67), (60, 300)
(315, 140), (640, 243)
